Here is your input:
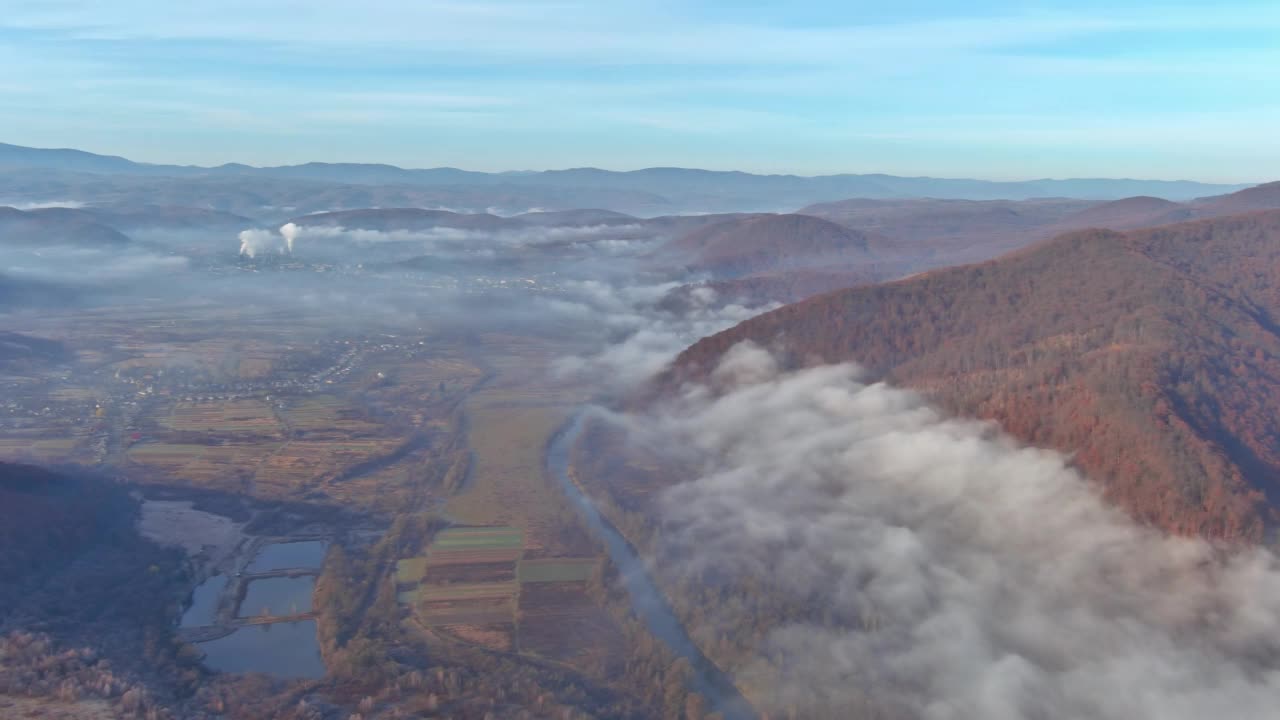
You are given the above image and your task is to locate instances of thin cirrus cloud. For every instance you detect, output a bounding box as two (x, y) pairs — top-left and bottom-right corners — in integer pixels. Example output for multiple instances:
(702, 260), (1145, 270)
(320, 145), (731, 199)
(0, 1), (1276, 179)
(7, 1), (1279, 60)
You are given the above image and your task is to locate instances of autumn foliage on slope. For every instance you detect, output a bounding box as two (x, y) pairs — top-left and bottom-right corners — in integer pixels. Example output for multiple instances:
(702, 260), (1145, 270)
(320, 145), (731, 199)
(660, 213), (883, 278)
(665, 210), (1280, 541)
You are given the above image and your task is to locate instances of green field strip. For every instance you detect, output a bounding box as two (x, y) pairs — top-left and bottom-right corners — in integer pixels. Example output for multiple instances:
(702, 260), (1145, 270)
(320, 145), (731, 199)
(430, 526), (524, 550)
(395, 556), (428, 583)
(517, 558), (597, 583)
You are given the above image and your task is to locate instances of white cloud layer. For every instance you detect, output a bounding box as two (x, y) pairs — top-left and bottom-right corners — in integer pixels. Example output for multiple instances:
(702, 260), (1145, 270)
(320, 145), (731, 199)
(624, 342), (1280, 719)
(276, 222), (652, 252)
(3, 246), (189, 283)
(553, 282), (776, 392)
(0, 200), (86, 210)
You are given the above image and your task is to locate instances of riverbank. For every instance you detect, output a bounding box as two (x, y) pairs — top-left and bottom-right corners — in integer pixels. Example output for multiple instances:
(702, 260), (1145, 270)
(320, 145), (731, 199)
(545, 414), (758, 720)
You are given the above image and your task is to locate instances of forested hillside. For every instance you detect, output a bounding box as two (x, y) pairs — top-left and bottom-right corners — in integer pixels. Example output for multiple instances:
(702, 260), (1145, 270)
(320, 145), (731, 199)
(659, 214), (883, 278)
(665, 210), (1280, 541)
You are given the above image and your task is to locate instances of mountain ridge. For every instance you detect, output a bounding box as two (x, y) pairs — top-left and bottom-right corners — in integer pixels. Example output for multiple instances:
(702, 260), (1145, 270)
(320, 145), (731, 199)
(657, 213), (884, 278)
(0, 142), (1253, 204)
(663, 210), (1280, 541)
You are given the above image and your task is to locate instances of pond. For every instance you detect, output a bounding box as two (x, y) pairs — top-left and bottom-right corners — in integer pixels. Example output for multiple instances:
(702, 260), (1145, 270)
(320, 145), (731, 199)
(237, 576), (315, 619)
(180, 575), (228, 628)
(246, 540), (327, 572)
(197, 620), (325, 679)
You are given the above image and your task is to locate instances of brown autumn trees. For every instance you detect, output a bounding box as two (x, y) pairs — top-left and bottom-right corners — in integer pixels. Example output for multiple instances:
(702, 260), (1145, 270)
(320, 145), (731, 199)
(665, 210), (1280, 542)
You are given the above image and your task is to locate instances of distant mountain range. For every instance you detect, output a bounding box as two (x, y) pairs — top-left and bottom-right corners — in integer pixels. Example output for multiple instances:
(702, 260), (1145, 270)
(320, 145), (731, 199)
(675, 182), (1280, 304)
(665, 209), (1280, 542)
(0, 206), (131, 246)
(0, 142), (1256, 214)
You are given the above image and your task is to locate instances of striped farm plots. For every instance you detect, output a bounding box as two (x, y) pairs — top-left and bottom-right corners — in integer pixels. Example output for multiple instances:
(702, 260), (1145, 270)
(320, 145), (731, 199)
(396, 526), (603, 657)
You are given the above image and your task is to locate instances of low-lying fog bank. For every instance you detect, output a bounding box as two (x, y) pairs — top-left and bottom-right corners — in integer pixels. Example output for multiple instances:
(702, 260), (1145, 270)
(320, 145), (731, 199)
(596, 342), (1280, 719)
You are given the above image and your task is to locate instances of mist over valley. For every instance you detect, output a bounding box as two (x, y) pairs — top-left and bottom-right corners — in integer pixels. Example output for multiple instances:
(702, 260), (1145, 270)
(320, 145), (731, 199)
(3, 5), (1280, 715)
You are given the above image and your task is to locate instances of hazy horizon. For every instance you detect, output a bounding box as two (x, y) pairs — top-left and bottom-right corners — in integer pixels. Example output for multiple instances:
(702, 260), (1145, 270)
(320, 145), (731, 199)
(1, 139), (1267, 186)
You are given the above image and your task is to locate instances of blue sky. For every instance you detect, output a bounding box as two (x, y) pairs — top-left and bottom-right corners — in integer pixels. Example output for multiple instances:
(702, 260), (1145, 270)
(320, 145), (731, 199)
(1, 1), (1277, 181)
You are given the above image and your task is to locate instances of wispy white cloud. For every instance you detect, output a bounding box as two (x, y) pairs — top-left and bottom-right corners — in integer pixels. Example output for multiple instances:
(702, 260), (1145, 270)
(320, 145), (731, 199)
(1, 1), (1275, 179)
(0, 200), (86, 210)
(7, 2), (1279, 64)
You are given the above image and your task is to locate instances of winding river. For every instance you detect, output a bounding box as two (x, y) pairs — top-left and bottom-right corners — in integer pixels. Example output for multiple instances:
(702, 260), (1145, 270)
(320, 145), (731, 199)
(546, 414), (757, 720)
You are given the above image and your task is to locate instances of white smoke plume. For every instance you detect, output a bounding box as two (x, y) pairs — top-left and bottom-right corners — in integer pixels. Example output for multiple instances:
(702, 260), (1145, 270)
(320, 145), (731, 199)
(279, 222), (301, 253)
(236, 228), (285, 258)
(617, 342), (1280, 720)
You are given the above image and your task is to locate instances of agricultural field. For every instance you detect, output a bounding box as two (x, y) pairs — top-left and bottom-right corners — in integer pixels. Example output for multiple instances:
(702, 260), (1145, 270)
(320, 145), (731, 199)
(161, 399), (281, 436)
(127, 390), (424, 502)
(418, 528), (524, 586)
(378, 356), (486, 394)
(418, 528), (524, 583)
(471, 332), (592, 408)
(107, 338), (287, 382)
(0, 435), (90, 465)
(254, 438), (406, 495)
(321, 445), (444, 513)
(431, 526), (525, 553)
(126, 441), (278, 492)
(396, 557), (428, 584)
(236, 356), (275, 380)
(400, 524), (619, 669)
(110, 342), (480, 506)
(446, 404), (582, 554)
(517, 558), (597, 583)
(381, 333), (629, 666)
(419, 581), (521, 625)
(439, 331), (601, 558)
(515, 557), (619, 672)
(280, 395), (382, 437)
(425, 562), (517, 584)
(396, 588), (418, 606)
(355, 353), (488, 432)
(401, 526), (524, 644)
(517, 581), (625, 672)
